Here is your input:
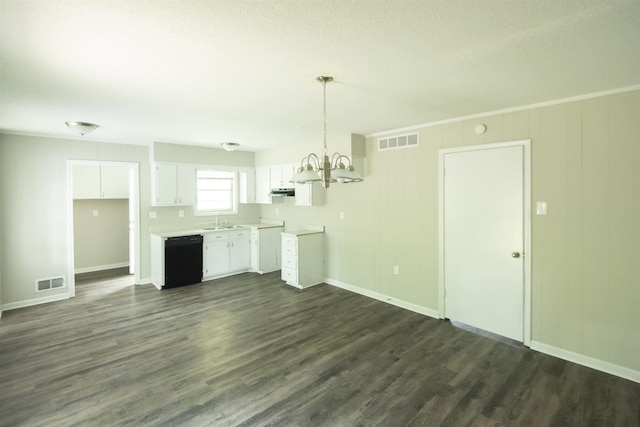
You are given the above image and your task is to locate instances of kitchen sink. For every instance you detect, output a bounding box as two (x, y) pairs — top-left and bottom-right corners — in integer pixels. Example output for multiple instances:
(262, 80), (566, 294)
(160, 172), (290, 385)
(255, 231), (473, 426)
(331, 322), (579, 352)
(201, 225), (243, 231)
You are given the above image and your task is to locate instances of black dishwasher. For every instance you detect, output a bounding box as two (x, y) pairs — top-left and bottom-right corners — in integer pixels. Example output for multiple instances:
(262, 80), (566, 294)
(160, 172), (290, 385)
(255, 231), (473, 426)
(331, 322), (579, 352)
(164, 235), (203, 288)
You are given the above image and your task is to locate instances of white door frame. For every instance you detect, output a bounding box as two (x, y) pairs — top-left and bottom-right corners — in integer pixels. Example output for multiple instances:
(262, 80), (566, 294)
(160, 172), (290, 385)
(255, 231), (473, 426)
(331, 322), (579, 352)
(438, 139), (532, 346)
(66, 160), (141, 297)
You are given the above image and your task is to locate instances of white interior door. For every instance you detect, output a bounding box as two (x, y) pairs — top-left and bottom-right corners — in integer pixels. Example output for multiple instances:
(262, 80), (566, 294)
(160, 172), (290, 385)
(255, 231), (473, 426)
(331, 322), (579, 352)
(442, 143), (526, 341)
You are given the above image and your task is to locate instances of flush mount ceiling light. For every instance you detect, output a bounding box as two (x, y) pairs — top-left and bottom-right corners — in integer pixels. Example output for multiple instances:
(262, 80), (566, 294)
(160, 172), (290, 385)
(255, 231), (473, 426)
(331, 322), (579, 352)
(221, 142), (240, 152)
(291, 76), (363, 188)
(65, 121), (99, 136)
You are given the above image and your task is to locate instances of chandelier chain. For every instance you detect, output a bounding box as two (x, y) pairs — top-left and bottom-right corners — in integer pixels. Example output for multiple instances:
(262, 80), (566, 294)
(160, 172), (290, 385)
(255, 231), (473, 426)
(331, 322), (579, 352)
(322, 79), (328, 157)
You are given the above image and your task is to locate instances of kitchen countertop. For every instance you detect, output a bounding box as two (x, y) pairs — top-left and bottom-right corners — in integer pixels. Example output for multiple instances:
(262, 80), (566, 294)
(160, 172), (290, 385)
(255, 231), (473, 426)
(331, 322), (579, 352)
(242, 223), (285, 230)
(150, 220), (284, 238)
(281, 225), (325, 236)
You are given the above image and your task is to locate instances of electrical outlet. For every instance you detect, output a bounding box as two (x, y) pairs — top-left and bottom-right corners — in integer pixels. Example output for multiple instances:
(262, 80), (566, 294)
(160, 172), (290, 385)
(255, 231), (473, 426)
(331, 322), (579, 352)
(149, 211), (157, 219)
(92, 209), (99, 217)
(276, 208), (279, 215)
(178, 210), (184, 218)
(393, 266), (399, 275)
(340, 212), (344, 220)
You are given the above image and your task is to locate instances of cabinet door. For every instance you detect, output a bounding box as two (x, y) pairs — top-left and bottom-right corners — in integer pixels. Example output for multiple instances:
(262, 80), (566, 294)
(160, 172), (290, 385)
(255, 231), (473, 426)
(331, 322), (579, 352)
(229, 238), (251, 271)
(204, 240), (230, 277)
(154, 164), (178, 205)
(269, 165), (283, 189)
(259, 228), (283, 273)
(284, 163), (297, 186)
(177, 165), (196, 205)
(270, 164), (296, 188)
(250, 231), (259, 270)
(73, 165), (101, 199)
(294, 183), (311, 206)
(101, 165), (129, 199)
(239, 169), (256, 204)
(255, 167), (271, 204)
(295, 182), (325, 206)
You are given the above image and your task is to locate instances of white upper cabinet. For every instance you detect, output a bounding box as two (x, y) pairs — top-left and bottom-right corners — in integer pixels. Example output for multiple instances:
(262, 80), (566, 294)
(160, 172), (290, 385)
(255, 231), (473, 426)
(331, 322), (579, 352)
(295, 182), (325, 206)
(269, 163), (296, 189)
(255, 163), (297, 204)
(100, 165), (130, 198)
(73, 164), (129, 199)
(239, 169), (256, 204)
(152, 163), (196, 206)
(255, 166), (271, 204)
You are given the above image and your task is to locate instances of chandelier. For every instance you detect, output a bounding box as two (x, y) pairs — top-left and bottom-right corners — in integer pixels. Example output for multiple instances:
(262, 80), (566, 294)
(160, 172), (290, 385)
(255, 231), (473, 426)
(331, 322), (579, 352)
(291, 76), (363, 188)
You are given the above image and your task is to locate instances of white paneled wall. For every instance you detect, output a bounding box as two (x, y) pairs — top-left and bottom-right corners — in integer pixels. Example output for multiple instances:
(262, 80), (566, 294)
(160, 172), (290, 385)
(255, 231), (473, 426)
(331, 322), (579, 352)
(257, 89), (640, 379)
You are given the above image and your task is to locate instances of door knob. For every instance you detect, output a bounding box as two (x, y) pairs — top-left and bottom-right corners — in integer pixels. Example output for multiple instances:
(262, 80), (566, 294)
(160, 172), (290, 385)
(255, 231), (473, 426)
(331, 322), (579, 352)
(511, 251), (521, 258)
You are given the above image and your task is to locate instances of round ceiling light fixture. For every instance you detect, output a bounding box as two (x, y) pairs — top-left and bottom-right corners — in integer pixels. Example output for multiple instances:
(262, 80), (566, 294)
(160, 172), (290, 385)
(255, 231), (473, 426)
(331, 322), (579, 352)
(65, 121), (99, 136)
(221, 142), (240, 152)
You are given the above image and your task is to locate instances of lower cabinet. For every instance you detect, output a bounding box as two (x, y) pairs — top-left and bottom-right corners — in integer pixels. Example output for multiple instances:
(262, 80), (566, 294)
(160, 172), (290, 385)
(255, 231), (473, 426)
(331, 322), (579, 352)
(229, 234), (251, 271)
(281, 232), (324, 288)
(203, 229), (251, 280)
(250, 226), (284, 274)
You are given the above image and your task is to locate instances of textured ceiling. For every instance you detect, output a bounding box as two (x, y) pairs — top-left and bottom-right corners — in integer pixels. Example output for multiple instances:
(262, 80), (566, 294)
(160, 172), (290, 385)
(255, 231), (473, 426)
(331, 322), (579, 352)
(1, 0), (639, 151)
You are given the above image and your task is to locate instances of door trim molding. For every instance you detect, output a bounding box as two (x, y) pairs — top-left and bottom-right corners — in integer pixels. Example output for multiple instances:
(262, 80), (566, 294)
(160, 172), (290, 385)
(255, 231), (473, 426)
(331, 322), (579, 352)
(66, 160), (141, 298)
(438, 139), (532, 346)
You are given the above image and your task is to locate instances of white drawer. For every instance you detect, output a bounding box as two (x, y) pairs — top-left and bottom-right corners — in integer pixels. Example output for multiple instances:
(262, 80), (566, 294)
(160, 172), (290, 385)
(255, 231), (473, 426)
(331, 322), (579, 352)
(282, 235), (297, 247)
(282, 245), (297, 257)
(281, 267), (297, 283)
(204, 231), (228, 242)
(282, 255), (297, 270)
(229, 229), (250, 239)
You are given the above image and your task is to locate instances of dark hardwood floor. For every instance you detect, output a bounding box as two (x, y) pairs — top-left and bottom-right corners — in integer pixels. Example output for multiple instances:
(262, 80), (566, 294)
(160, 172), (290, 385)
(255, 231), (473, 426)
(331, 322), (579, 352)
(1, 269), (639, 426)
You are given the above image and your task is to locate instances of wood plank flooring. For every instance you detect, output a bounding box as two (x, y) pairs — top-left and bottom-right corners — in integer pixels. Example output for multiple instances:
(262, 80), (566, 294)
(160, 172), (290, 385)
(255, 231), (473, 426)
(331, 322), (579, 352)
(1, 269), (639, 426)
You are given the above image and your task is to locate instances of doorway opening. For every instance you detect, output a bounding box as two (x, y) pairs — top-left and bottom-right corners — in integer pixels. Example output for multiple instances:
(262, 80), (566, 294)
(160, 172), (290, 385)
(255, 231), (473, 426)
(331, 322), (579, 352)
(67, 161), (141, 297)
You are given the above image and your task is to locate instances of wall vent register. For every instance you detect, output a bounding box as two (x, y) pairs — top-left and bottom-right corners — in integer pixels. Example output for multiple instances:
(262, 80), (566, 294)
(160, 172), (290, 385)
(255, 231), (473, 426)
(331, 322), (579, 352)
(36, 276), (65, 292)
(378, 132), (419, 151)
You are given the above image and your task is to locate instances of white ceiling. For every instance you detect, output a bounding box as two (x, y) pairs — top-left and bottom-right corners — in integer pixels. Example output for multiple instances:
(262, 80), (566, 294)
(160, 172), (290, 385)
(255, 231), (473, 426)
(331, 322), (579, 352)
(1, 0), (639, 152)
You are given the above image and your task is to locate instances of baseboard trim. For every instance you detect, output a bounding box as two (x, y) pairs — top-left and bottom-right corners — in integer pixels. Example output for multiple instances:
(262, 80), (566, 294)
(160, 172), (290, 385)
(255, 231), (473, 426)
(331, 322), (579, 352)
(75, 262), (129, 274)
(138, 277), (153, 286)
(530, 341), (640, 384)
(2, 292), (71, 312)
(325, 278), (440, 319)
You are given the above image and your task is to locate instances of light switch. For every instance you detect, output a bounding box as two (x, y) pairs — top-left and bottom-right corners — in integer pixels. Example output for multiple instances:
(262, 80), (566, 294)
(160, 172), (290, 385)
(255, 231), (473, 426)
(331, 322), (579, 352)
(393, 266), (399, 275)
(340, 212), (344, 220)
(536, 202), (548, 215)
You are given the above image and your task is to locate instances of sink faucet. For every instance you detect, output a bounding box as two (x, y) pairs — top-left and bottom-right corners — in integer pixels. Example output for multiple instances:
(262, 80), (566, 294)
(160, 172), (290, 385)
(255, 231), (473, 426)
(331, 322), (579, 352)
(223, 218), (229, 227)
(215, 212), (219, 227)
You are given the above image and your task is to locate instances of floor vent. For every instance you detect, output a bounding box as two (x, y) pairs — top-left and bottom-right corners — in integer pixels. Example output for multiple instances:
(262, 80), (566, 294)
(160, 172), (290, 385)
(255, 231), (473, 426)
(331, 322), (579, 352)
(378, 132), (420, 151)
(36, 276), (66, 292)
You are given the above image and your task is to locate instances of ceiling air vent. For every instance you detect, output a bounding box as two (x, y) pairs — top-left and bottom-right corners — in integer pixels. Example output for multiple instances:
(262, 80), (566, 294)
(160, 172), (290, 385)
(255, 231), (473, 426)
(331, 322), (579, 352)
(36, 276), (66, 292)
(378, 132), (419, 151)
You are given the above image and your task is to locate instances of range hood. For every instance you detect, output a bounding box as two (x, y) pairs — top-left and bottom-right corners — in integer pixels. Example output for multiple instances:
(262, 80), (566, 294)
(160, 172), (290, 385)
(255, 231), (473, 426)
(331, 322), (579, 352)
(270, 188), (295, 197)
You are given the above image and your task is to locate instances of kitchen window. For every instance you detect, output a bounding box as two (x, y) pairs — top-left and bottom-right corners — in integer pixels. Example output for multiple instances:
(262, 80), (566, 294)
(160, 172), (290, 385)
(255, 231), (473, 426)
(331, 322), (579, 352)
(196, 170), (238, 215)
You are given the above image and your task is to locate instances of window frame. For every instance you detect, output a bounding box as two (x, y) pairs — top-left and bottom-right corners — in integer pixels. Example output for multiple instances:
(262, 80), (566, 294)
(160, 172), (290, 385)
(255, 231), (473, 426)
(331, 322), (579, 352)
(194, 168), (239, 216)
